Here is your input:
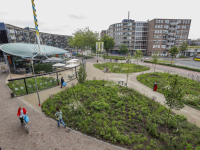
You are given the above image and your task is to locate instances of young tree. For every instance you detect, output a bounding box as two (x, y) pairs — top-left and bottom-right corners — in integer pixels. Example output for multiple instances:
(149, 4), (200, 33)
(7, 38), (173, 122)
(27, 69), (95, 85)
(169, 47), (179, 65)
(119, 44), (129, 55)
(151, 51), (159, 72)
(134, 50), (143, 65)
(179, 41), (188, 56)
(164, 75), (185, 127)
(101, 35), (115, 56)
(77, 63), (87, 84)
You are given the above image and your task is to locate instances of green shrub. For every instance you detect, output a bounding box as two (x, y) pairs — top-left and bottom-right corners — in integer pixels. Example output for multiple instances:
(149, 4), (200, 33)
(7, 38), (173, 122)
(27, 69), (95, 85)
(33, 63), (53, 74)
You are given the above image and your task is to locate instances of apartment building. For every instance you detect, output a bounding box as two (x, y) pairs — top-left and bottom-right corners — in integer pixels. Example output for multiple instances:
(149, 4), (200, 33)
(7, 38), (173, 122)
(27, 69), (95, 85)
(103, 18), (191, 56)
(106, 19), (135, 54)
(147, 19), (191, 56)
(0, 23), (71, 50)
(100, 30), (106, 38)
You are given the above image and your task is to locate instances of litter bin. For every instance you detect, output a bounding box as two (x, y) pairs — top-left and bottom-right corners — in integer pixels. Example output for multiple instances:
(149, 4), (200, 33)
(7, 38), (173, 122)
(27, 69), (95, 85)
(153, 82), (157, 91)
(10, 92), (14, 98)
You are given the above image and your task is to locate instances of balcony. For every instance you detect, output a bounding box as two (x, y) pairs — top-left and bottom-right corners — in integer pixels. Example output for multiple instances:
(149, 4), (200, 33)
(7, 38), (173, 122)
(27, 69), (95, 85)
(167, 43), (174, 45)
(168, 38), (175, 41)
(166, 47), (171, 50)
(168, 33), (175, 36)
(9, 30), (15, 35)
(169, 28), (176, 31)
(170, 22), (178, 26)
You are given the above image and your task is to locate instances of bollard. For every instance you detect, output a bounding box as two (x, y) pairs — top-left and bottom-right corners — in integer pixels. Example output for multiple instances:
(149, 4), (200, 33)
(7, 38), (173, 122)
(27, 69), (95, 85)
(153, 81), (157, 91)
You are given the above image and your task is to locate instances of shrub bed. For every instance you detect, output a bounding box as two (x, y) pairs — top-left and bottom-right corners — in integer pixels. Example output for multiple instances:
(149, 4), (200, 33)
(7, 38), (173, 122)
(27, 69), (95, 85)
(144, 60), (200, 72)
(33, 63), (53, 74)
(42, 80), (200, 149)
(102, 55), (126, 60)
(7, 77), (58, 96)
(73, 54), (93, 59)
(137, 72), (200, 110)
(94, 63), (150, 73)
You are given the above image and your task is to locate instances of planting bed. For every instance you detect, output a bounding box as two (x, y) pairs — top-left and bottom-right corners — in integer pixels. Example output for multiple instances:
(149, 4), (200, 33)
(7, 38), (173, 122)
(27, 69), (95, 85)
(7, 77), (58, 96)
(42, 80), (200, 150)
(94, 63), (149, 73)
(137, 72), (200, 111)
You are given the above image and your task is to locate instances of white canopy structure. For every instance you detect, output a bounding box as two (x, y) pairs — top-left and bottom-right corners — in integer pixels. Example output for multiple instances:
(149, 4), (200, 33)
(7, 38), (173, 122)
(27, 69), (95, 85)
(66, 60), (77, 63)
(65, 64), (78, 68)
(53, 63), (66, 67)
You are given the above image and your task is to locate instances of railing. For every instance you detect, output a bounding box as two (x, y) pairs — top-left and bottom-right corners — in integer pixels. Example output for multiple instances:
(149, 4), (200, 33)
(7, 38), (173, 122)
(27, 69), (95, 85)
(168, 38), (175, 41)
(167, 43), (174, 45)
(7, 62), (85, 96)
(168, 33), (175, 36)
(169, 28), (176, 30)
(170, 22), (178, 26)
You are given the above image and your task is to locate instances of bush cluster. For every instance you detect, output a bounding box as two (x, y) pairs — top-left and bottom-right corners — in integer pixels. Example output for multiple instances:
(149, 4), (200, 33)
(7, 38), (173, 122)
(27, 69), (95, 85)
(42, 80), (200, 149)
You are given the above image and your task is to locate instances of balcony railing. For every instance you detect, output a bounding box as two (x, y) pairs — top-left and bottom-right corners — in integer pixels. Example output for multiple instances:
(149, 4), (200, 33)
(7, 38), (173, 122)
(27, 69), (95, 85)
(167, 43), (174, 45)
(170, 22), (178, 26)
(169, 28), (176, 30)
(168, 33), (175, 36)
(168, 38), (175, 41)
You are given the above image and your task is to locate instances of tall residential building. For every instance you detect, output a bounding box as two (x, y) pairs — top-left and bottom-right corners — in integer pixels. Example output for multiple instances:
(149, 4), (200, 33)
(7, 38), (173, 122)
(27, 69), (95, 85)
(106, 19), (135, 54)
(147, 19), (191, 56)
(100, 30), (106, 38)
(0, 23), (72, 50)
(104, 18), (191, 56)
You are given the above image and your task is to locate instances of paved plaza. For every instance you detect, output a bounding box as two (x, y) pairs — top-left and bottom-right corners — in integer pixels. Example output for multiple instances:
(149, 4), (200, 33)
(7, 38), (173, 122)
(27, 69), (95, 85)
(1, 58), (200, 149)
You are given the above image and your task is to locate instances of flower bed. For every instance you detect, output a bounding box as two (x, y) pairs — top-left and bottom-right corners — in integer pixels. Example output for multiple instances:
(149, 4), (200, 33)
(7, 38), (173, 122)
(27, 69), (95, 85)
(7, 77), (58, 96)
(137, 72), (200, 110)
(42, 80), (200, 149)
(93, 63), (150, 73)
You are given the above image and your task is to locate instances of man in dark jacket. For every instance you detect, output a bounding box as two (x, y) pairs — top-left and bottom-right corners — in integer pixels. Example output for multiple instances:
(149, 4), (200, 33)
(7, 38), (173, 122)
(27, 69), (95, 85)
(61, 77), (64, 88)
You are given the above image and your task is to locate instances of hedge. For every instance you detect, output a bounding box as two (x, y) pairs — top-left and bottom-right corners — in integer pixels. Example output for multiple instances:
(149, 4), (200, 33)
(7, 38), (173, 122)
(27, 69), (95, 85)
(33, 63), (53, 74)
(144, 60), (200, 72)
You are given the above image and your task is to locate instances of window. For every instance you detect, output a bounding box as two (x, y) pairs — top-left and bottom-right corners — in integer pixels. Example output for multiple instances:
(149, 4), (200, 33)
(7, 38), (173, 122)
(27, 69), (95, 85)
(158, 45), (160, 48)
(158, 40), (161, 43)
(158, 25), (160, 28)
(160, 30), (162, 34)
(163, 30), (168, 34)
(186, 25), (189, 29)
(154, 40), (156, 43)
(175, 35), (179, 39)
(153, 45), (155, 48)
(161, 20), (163, 23)
(155, 25), (157, 28)
(162, 45), (166, 48)
(154, 30), (156, 33)
(164, 25), (169, 29)
(165, 20), (169, 24)
(156, 20), (159, 23)
(154, 35), (157, 38)
(160, 25), (163, 28)
(176, 30), (180, 34)
(157, 35), (159, 38)
(185, 35), (187, 39)
(156, 45), (158, 48)
(180, 35), (182, 39)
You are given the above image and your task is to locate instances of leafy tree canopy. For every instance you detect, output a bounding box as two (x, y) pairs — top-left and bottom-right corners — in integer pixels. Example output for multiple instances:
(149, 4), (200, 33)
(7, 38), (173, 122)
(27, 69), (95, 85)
(119, 44), (129, 54)
(101, 35), (115, 56)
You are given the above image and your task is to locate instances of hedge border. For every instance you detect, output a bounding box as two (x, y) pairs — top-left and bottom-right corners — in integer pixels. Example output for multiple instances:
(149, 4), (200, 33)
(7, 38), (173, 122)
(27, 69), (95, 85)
(144, 60), (200, 72)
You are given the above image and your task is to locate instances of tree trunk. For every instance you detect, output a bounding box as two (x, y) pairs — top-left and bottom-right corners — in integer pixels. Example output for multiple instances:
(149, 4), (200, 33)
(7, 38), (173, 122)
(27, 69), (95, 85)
(166, 108), (171, 127)
(171, 56), (173, 65)
(107, 51), (108, 56)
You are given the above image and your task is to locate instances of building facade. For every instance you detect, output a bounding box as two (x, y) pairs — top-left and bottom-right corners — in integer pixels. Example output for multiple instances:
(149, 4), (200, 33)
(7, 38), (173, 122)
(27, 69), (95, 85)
(104, 18), (191, 56)
(100, 30), (106, 38)
(187, 39), (200, 46)
(0, 23), (72, 50)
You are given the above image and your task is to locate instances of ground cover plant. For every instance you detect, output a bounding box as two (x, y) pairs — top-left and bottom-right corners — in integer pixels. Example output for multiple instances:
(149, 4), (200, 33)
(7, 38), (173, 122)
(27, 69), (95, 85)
(7, 77), (58, 96)
(137, 72), (200, 110)
(144, 60), (200, 72)
(93, 63), (149, 73)
(42, 80), (200, 150)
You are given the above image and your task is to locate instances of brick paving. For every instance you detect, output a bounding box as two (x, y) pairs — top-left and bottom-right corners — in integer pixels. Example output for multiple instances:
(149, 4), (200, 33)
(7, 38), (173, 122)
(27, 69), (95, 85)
(0, 62), (124, 150)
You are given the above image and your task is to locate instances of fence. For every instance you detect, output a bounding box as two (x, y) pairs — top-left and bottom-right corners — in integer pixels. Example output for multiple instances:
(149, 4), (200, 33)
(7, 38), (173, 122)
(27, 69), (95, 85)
(7, 62), (85, 96)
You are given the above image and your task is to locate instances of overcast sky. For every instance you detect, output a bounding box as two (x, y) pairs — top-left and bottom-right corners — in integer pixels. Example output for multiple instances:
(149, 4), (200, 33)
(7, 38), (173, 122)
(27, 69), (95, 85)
(0, 0), (199, 39)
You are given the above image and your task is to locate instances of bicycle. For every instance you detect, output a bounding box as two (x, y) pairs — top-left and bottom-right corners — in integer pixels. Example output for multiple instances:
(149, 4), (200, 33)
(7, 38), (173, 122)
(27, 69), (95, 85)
(21, 116), (29, 134)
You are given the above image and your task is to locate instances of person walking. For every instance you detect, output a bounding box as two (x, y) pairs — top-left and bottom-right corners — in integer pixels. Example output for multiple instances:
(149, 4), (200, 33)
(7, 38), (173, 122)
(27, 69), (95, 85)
(17, 106), (27, 126)
(61, 77), (64, 88)
(55, 107), (66, 128)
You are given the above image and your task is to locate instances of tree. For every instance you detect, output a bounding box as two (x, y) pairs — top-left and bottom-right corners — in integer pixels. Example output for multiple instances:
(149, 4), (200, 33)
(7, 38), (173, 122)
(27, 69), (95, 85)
(151, 52), (159, 72)
(69, 27), (99, 55)
(101, 35), (115, 56)
(169, 47), (179, 65)
(77, 63), (87, 84)
(91, 43), (96, 53)
(179, 41), (188, 56)
(164, 75), (185, 127)
(134, 50), (143, 65)
(119, 44), (129, 55)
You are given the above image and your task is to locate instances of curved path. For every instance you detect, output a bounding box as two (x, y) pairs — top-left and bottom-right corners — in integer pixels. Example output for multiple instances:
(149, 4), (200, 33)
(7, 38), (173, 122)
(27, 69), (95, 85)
(0, 62), (124, 150)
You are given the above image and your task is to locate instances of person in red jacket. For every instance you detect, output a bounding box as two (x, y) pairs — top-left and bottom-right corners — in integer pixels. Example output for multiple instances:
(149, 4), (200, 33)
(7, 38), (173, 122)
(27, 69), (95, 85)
(17, 106), (27, 126)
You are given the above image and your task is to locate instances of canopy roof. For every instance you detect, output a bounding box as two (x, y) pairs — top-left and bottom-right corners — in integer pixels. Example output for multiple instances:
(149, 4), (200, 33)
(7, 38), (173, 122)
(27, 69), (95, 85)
(0, 43), (68, 58)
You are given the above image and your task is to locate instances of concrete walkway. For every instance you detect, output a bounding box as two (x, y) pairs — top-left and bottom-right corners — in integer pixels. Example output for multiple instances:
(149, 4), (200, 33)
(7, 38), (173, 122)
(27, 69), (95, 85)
(0, 62), (124, 150)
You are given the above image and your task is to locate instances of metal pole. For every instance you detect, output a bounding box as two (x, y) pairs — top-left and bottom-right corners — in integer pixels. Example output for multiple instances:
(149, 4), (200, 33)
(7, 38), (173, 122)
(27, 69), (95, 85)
(31, 59), (41, 106)
(24, 78), (28, 94)
(57, 72), (59, 85)
(5, 54), (12, 79)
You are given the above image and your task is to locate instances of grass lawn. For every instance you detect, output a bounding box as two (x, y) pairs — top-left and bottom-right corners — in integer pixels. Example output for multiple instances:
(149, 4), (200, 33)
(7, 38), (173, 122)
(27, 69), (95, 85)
(7, 77), (58, 96)
(94, 63), (150, 73)
(42, 80), (200, 150)
(137, 72), (200, 110)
